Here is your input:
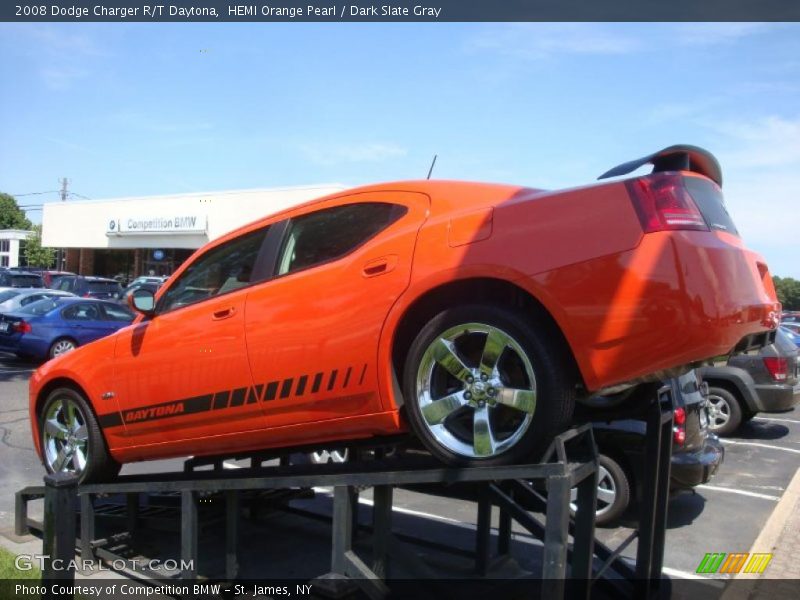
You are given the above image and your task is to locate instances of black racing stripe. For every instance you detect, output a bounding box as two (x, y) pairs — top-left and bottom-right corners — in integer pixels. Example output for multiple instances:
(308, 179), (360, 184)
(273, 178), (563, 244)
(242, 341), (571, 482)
(327, 370), (338, 391)
(280, 379), (293, 399)
(359, 363), (368, 385)
(213, 391), (231, 410)
(247, 385), (263, 404)
(343, 367), (352, 388)
(296, 375), (308, 396)
(122, 394), (213, 425)
(312, 373), (323, 394)
(229, 387), (247, 407)
(98, 412), (123, 428)
(264, 381), (279, 401)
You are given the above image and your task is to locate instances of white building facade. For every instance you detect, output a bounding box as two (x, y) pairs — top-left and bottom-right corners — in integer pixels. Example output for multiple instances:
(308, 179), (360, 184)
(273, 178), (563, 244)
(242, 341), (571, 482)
(41, 184), (344, 277)
(0, 229), (32, 268)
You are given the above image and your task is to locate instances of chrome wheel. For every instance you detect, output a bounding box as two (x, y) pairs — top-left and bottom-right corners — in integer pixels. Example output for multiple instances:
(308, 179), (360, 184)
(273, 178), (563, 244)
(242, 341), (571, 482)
(570, 464), (617, 517)
(707, 394), (731, 431)
(310, 449), (349, 464)
(415, 322), (537, 459)
(42, 396), (89, 476)
(50, 339), (76, 358)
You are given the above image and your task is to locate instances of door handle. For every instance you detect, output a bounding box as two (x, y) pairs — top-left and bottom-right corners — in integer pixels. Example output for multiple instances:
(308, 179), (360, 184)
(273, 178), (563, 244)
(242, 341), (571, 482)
(362, 255), (398, 278)
(212, 307), (236, 320)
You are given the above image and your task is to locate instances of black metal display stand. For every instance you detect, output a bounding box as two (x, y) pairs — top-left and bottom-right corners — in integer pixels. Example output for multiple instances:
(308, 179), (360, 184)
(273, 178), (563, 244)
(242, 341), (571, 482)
(14, 385), (674, 600)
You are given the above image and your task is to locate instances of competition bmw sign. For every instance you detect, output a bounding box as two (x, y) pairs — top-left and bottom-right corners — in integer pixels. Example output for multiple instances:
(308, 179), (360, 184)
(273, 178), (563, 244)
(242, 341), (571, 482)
(106, 214), (207, 235)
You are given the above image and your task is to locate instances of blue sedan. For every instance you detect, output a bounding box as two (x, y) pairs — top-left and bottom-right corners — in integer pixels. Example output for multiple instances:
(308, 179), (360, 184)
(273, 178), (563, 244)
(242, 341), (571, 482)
(0, 297), (134, 361)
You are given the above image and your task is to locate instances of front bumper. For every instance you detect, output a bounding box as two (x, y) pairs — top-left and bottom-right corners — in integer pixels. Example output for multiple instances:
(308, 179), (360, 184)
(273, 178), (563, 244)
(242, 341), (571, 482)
(753, 381), (800, 413)
(670, 434), (724, 491)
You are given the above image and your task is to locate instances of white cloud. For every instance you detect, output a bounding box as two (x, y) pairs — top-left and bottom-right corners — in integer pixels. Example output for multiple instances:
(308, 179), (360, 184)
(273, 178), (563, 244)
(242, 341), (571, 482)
(466, 24), (640, 60)
(298, 142), (407, 166)
(671, 23), (775, 47)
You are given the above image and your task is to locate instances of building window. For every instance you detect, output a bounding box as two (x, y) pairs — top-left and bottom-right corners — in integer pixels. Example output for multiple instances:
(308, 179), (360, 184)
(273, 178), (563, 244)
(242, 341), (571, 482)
(0, 256), (8, 267)
(0, 240), (9, 252)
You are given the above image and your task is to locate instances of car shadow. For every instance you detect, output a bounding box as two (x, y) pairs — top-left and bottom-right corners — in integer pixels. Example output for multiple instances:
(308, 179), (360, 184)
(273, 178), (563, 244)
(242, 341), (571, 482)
(736, 420), (790, 441)
(0, 353), (38, 382)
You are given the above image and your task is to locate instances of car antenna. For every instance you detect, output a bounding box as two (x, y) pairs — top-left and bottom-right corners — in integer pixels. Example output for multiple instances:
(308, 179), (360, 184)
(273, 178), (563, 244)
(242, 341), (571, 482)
(426, 154), (437, 179)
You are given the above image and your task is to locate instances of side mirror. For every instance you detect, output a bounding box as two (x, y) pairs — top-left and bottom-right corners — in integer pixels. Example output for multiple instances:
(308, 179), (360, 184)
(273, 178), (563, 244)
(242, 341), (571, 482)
(129, 288), (155, 316)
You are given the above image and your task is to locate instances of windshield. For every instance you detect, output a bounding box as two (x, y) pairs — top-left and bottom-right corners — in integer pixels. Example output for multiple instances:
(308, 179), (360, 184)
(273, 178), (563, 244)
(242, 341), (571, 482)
(19, 298), (60, 316)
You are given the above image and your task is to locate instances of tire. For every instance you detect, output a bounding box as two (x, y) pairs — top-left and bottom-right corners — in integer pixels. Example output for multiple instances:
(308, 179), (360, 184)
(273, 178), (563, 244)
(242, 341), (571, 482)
(706, 386), (743, 436)
(49, 338), (77, 360)
(39, 387), (119, 483)
(402, 304), (576, 466)
(571, 455), (631, 527)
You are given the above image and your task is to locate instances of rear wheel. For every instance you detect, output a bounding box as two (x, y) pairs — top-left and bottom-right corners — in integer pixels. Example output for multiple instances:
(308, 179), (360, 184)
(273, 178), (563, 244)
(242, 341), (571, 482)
(39, 387), (119, 483)
(402, 304), (576, 466)
(706, 386), (743, 436)
(571, 455), (631, 527)
(49, 338), (77, 360)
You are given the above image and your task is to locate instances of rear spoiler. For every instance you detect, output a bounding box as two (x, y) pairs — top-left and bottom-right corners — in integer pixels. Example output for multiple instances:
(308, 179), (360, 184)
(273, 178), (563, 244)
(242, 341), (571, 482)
(598, 145), (722, 187)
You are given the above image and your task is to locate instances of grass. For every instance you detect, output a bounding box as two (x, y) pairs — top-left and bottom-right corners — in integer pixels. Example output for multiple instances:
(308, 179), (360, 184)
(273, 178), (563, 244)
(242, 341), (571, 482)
(0, 546), (40, 580)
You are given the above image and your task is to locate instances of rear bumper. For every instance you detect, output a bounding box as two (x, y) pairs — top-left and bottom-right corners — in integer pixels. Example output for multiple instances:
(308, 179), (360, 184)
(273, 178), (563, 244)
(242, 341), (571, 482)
(670, 434), (724, 491)
(753, 382), (800, 413)
(553, 230), (780, 392)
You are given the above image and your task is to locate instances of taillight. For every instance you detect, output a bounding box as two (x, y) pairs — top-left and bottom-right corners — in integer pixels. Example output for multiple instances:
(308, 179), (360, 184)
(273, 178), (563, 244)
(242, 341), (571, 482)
(673, 406), (686, 445)
(763, 357), (788, 382)
(83, 293), (91, 298)
(12, 321), (32, 334)
(626, 173), (709, 233)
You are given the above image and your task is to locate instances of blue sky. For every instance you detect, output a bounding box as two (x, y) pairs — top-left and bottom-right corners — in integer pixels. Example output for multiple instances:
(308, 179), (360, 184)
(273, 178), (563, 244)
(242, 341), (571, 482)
(1, 22), (798, 277)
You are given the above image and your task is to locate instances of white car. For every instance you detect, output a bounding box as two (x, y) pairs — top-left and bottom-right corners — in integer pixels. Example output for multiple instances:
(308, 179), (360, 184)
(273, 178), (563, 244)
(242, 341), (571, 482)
(0, 288), (75, 314)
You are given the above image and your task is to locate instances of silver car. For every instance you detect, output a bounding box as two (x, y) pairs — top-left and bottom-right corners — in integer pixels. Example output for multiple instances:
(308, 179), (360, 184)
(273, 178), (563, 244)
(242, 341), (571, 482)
(0, 288), (75, 314)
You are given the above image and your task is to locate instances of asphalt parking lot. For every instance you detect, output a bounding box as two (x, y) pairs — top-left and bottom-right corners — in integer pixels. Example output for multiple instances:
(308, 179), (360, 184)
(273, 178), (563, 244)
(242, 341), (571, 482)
(1, 352), (798, 585)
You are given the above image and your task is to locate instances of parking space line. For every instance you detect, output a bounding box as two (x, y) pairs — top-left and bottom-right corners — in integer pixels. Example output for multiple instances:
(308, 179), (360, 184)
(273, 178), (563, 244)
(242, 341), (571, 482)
(753, 416), (800, 424)
(721, 439), (800, 454)
(661, 566), (725, 581)
(696, 484), (780, 501)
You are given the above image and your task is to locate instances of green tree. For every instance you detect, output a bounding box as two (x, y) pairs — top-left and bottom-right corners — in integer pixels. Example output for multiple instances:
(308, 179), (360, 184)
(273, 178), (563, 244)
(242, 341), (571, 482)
(0, 192), (33, 230)
(774, 276), (800, 311)
(23, 224), (55, 268)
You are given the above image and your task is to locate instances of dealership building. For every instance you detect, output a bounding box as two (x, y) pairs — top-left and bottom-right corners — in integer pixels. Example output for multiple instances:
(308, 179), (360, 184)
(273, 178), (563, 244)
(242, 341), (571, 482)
(41, 184), (345, 278)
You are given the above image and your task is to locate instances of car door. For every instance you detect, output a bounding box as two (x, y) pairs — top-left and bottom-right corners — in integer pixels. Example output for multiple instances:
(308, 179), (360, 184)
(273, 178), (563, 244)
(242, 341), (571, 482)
(60, 302), (113, 345)
(245, 191), (429, 429)
(110, 226), (270, 447)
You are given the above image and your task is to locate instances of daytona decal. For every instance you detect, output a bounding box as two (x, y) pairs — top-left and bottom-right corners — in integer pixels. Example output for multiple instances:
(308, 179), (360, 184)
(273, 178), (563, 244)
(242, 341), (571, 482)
(97, 364), (368, 429)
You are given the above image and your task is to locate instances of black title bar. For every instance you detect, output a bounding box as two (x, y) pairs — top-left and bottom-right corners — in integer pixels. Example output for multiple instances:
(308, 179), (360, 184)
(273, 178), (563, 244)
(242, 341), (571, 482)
(3, 1), (799, 22)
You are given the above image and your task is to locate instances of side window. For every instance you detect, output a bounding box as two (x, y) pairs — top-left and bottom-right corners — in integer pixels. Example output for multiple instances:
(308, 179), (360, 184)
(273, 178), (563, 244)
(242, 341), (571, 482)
(157, 227), (268, 313)
(277, 202), (407, 276)
(62, 303), (100, 321)
(56, 278), (73, 292)
(102, 304), (135, 322)
(20, 294), (44, 306)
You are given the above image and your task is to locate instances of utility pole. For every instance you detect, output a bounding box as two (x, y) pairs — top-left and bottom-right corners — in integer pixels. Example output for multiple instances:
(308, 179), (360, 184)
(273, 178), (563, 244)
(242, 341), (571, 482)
(56, 178), (68, 270)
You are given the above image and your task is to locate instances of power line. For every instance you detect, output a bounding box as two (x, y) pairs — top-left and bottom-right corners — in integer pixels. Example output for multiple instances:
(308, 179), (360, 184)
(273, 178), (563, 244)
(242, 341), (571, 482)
(10, 190), (60, 197)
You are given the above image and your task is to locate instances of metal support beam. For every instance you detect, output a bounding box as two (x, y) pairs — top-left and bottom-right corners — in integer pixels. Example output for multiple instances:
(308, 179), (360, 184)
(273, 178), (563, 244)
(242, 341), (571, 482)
(543, 474), (571, 598)
(14, 490), (28, 536)
(371, 485), (392, 579)
(181, 491), (198, 581)
(42, 473), (77, 599)
(126, 493), (139, 541)
(225, 490), (239, 580)
(79, 493), (96, 563)
(475, 489), (492, 575)
(331, 486), (354, 575)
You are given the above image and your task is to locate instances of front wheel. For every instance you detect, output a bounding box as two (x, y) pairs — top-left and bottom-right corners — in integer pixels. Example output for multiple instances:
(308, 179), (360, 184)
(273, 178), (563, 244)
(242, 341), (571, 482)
(403, 304), (576, 466)
(49, 338), (77, 360)
(39, 387), (119, 483)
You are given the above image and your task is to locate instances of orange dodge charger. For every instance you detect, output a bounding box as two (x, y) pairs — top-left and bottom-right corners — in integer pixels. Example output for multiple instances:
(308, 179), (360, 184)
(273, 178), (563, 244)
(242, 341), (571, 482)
(29, 146), (780, 481)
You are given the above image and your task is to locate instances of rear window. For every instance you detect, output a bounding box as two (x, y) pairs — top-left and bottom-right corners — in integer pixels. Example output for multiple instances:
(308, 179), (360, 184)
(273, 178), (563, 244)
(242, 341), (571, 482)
(19, 298), (60, 316)
(684, 177), (739, 236)
(88, 281), (121, 294)
(0, 290), (21, 303)
(11, 275), (44, 288)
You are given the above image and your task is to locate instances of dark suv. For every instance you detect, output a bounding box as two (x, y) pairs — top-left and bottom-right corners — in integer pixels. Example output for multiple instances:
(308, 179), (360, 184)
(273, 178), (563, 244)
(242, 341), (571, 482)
(585, 371), (723, 525)
(53, 276), (124, 300)
(699, 328), (800, 435)
(0, 271), (44, 288)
